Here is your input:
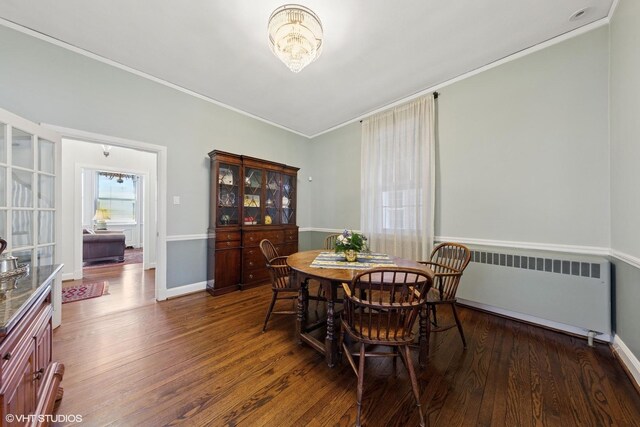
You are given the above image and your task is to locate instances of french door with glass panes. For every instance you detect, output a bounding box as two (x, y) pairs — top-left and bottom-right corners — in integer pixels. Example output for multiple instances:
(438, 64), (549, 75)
(0, 107), (62, 325)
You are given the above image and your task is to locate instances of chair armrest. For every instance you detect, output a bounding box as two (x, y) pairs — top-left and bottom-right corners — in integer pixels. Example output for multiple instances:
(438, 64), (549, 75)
(269, 264), (290, 271)
(269, 256), (289, 266)
(342, 282), (352, 297)
(418, 261), (460, 274)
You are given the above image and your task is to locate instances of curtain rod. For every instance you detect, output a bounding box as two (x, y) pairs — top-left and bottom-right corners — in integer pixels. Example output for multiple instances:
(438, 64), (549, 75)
(360, 92), (439, 123)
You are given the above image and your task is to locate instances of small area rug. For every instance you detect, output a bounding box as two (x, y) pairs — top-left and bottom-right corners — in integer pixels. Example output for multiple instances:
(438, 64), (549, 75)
(62, 281), (106, 304)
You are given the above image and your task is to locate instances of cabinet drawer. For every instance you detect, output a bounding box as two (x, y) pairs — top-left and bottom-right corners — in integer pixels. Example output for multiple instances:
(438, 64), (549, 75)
(243, 267), (270, 285)
(284, 233), (298, 243)
(243, 230), (284, 246)
(216, 231), (241, 242)
(284, 228), (298, 237)
(243, 246), (260, 259)
(215, 240), (241, 250)
(243, 251), (266, 271)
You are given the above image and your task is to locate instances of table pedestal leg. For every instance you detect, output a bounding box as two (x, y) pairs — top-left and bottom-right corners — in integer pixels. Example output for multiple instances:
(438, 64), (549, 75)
(325, 281), (338, 368)
(419, 306), (430, 369)
(297, 276), (308, 345)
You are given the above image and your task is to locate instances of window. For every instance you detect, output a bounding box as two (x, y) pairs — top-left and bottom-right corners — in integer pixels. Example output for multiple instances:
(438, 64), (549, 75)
(382, 189), (422, 230)
(96, 172), (138, 223)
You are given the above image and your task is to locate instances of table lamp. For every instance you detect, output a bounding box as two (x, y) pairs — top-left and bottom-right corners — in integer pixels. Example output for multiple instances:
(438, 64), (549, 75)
(93, 208), (110, 230)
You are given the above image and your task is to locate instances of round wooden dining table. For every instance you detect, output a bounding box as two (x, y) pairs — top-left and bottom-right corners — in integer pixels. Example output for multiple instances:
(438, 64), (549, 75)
(287, 250), (433, 368)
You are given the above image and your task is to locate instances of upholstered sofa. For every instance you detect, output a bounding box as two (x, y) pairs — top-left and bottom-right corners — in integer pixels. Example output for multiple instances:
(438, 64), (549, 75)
(83, 229), (126, 263)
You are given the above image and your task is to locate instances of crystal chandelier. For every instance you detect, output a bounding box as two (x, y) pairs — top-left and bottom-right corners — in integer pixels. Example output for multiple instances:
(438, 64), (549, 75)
(267, 4), (323, 73)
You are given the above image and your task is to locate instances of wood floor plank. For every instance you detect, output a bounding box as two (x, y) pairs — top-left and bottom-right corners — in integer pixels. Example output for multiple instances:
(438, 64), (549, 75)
(430, 307), (494, 427)
(528, 324), (569, 426)
(52, 265), (640, 426)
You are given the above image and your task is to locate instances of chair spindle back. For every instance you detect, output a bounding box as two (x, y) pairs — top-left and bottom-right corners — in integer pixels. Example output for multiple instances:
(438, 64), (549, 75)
(324, 234), (340, 250)
(259, 239), (291, 290)
(427, 243), (471, 300)
(342, 268), (433, 344)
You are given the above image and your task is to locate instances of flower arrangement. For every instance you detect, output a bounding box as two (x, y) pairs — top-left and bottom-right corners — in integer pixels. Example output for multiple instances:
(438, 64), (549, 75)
(335, 230), (368, 253)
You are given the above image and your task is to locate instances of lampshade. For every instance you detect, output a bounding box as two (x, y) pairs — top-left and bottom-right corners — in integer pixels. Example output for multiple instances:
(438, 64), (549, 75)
(268, 4), (323, 73)
(93, 208), (110, 221)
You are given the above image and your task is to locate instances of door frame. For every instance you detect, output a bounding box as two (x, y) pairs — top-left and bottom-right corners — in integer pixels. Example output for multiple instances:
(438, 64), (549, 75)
(43, 124), (169, 301)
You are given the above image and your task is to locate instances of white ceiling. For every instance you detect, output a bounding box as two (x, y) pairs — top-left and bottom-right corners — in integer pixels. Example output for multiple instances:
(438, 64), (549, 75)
(0, 0), (613, 137)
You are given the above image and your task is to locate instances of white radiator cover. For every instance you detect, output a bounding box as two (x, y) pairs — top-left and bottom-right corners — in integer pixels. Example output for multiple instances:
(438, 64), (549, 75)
(456, 246), (611, 342)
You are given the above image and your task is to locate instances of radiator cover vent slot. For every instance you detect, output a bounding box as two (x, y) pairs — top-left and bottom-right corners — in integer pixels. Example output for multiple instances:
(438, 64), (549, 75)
(470, 250), (601, 279)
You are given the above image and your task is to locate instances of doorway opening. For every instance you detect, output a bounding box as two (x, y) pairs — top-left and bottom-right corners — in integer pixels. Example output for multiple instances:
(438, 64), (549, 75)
(61, 138), (159, 311)
(47, 124), (168, 308)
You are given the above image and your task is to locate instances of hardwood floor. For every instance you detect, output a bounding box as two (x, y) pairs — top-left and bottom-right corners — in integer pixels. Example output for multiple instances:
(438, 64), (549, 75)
(54, 265), (640, 426)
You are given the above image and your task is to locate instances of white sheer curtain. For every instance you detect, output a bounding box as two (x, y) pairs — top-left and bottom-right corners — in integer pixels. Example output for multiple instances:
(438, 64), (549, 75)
(360, 95), (435, 260)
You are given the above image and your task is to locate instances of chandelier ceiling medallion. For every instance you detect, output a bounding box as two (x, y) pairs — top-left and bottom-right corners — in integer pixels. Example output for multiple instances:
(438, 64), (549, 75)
(267, 4), (323, 73)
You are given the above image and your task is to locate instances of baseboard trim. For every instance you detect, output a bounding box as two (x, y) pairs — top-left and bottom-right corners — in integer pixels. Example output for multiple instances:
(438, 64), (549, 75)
(165, 281), (206, 299)
(61, 273), (75, 282)
(457, 298), (612, 343)
(612, 335), (640, 390)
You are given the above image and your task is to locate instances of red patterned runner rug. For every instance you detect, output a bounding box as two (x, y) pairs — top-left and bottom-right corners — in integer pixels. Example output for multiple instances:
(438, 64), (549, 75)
(62, 281), (106, 304)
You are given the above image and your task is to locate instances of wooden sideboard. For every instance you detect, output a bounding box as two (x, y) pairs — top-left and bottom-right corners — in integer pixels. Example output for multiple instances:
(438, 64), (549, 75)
(0, 265), (64, 426)
(207, 151), (299, 296)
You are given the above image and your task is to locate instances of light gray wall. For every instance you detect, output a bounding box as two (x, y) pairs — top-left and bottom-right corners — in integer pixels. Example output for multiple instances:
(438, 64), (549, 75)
(299, 231), (337, 251)
(611, 260), (640, 356)
(0, 25), (312, 236)
(307, 123), (361, 230)
(307, 28), (611, 251)
(0, 25), (312, 289)
(166, 239), (207, 288)
(610, 0), (640, 358)
(610, 0), (640, 257)
(437, 27), (610, 247)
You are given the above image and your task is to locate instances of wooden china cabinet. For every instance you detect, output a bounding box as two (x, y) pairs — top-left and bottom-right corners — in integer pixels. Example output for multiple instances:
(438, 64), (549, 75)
(207, 151), (299, 296)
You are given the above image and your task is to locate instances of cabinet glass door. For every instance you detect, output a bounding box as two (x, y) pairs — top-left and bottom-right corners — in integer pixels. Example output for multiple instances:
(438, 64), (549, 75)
(281, 174), (295, 224)
(217, 163), (240, 226)
(265, 171), (281, 225)
(243, 168), (262, 225)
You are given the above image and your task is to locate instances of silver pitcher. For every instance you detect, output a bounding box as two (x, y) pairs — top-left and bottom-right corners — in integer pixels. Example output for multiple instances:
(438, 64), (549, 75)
(0, 238), (19, 274)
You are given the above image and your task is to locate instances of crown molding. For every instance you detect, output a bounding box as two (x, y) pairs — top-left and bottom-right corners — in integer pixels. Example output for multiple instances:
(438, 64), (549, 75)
(0, 17), (310, 139)
(0, 2), (618, 140)
(310, 15), (613, 138)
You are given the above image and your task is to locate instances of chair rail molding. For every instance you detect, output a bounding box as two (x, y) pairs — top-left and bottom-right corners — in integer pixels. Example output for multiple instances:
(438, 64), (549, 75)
(300, 227), (361, 233)
(435, 236), (610, 256)
(166, 234), (209, 242)
(610, 250), (640, 270)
